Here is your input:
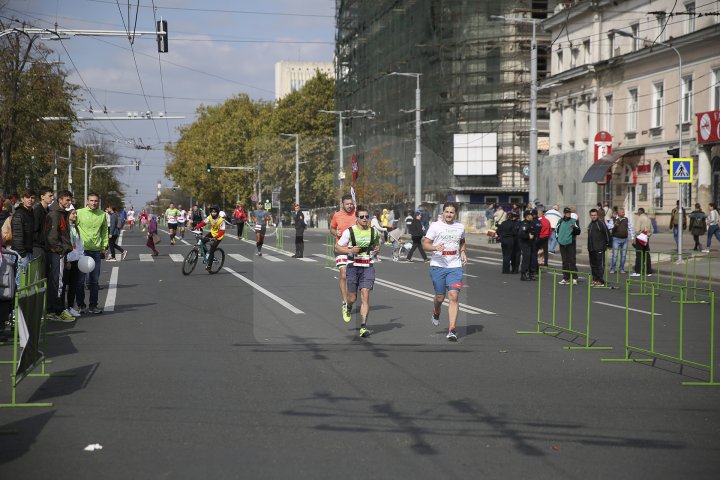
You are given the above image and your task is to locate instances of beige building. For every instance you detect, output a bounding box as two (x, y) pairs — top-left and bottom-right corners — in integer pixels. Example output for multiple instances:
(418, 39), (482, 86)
(538, 0), (720, 228)
(274, 61), (334, 100)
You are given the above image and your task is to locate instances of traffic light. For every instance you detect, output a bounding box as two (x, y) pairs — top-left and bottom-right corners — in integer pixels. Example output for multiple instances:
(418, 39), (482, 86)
(206, 163), (212, 173)
(135, 160), (140, 171)
(156, 20), (168, 53)
(667, 147), (680, 158)
(135, 189), (138, 195)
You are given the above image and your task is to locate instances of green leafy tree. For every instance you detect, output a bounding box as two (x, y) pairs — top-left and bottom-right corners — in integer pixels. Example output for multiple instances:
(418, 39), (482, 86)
(344, 148), (401, 207)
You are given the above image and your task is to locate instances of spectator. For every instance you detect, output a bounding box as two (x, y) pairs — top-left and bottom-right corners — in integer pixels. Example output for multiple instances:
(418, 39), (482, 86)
(64, 206), (84, 318)
(587, 208), (610, 286)
(688, 203), (707, 251)
(10, 190), (36, 286)
(106, 206), (127, 261)
(631, 208), (653, 277)
(146, 213), (159, 256)
(669, 200), (687, 247)
(704, 202), (720, 252)
(544, 204), (562, 254)
(406, 210), (428, 262)
(608, 207), (633, 274)
(76, 193), (108, 314)
(556, 207), (581, 284)
(32, 186), (54, 273)
(380, 208), (390, 243)
(45, 191), (75, 321)
(233, 203), (247, 239)
(536, 206), (551, 266)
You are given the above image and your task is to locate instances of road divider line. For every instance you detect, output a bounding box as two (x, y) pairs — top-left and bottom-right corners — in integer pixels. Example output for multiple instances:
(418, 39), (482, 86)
(229, 253), (252, 262)
(373, 278), (494, 315)
(104, 266), (119, 312)
(224, 267), (304, 314)
(593, 301), (662, 316)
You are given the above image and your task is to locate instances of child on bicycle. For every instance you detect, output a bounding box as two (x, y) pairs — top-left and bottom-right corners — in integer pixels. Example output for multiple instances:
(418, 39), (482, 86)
(192, 205), (225, 271)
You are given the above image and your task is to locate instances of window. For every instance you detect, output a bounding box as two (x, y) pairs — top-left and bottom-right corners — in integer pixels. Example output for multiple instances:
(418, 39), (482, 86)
(605, 94), (613, 133)
(608, 33), (616, 58)
(556, 49), (563, 72)
(630, 23), (640, 51)
(682, 76), (693, 123)
(656, 13), (667, 42)
(713, 68), (720, 111)
(685, 2), (695, 34)
(653, 162), (663, 208)
(628, 88), (638, 131)
(571, 46), (579, 68)
(652, 82), (664, 128)
(583, 40), (591, 64)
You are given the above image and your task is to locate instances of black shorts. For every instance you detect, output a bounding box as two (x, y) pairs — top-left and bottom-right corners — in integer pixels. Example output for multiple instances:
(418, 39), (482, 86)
(168, 222), (178, 230)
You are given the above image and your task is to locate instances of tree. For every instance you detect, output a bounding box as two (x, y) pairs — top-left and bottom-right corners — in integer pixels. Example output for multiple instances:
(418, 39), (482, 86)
(344, 148), (401, 207)
(0, 19), (77, 195)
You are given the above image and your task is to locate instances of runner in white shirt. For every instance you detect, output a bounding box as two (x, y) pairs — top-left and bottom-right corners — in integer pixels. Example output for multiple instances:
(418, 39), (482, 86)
(126, 209), (135, 230)
(422, 202), (467, 341)
(177, 205), (187, 240)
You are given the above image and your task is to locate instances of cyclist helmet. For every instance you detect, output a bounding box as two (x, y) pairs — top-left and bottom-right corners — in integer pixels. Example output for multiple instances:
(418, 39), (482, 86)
(209, 205), (220, 213)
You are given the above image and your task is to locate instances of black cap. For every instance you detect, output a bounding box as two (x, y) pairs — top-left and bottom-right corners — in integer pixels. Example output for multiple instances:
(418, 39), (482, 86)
(563, 207), (572, 213)
(531, 209), (538, 215)
(523, 210), (533, 217)
(637, 207), (645, 214)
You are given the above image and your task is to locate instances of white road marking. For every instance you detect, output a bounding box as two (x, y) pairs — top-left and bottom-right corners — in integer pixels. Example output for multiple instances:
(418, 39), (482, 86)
(224, 267), (304, 314)
(103, 267), (119, 312)
(118, 229), (124, 246)
(169, 254), (185, 262)
(229, 253), (252, 262)
(463, 273), (478, 278)
(593, 301), (662, 316)
(139, 254), (154, 262)
(373, 278), (495, 315)
(262, 255), (284, 262)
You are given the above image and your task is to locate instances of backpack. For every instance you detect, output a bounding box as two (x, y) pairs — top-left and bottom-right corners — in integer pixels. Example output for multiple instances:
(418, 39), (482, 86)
(1, 216), (11, 243)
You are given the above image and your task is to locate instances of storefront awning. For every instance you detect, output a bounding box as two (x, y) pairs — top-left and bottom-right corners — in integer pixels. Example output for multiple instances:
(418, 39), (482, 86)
(581, 148), (644, 183)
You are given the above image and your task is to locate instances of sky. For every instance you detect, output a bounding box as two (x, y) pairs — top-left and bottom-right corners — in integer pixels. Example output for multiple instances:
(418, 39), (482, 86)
(3, 0), (336, 208)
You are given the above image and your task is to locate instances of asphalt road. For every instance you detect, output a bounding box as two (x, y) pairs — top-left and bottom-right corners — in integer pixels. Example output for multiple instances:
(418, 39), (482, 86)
(1, 226), (719, 479)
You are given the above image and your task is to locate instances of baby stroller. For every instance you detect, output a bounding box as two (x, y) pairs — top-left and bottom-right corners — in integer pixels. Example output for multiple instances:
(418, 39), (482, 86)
(388, 229), (412, 262)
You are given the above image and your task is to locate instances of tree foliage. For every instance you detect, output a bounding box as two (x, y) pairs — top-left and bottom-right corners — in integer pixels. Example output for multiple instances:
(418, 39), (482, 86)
(344, 148), (401, 207)
(0, 19), (78, 195)
(165, 72), (337, 209)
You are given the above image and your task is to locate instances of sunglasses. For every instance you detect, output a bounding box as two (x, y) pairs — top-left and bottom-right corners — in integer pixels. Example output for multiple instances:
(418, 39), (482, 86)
(357, 214), (370, 219)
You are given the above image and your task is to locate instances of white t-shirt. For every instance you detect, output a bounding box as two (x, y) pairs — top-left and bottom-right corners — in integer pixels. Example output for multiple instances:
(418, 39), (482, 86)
(127, 210), (135, 221)
(424, 220), (465, 268)
(177, 209), (187, 222)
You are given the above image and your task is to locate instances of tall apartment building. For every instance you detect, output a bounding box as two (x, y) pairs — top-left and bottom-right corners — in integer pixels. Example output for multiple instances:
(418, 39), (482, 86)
(539, 0), (720, 225)
(334, 1), (558, 209)
(275, 61), (334, 100)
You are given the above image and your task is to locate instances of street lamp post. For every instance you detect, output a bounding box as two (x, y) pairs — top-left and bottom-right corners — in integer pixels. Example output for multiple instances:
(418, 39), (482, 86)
(610, 29), (684, 258)
(388, 72), (423, 209)
(281, 133), (301, 205)
(319, 109), (376, 189)
(491, 15), (539, 204)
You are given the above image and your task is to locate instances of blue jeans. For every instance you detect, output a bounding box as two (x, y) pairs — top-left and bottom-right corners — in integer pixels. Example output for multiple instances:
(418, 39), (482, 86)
(708, 225), (720, 247)
(611, 237), (628, 271)
(673, 226), (679, 245)
(548, 229), (558, 253)
(76, 250), (102, 307)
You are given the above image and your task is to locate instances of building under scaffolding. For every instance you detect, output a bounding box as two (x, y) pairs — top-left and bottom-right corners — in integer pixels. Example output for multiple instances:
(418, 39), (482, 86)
(335, 0), (556, 208)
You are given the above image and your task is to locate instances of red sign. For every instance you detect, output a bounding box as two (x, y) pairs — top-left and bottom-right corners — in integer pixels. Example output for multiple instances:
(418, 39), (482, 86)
(594, 131), (612, 162)
(697, 110), (720, 144)
(350, 153), (359, 186)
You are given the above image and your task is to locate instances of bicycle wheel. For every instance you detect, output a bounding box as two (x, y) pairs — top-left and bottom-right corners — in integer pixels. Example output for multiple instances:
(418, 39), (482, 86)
(182, 248), (199, 275)
(208, 248), (225, 274)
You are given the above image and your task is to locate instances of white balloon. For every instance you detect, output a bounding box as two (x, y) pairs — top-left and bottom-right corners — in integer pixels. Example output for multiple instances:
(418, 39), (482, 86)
(78, 255), (96, 273)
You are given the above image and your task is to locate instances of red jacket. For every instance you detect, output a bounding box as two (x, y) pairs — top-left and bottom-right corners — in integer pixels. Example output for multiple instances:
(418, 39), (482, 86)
(539, 216), (551, 239)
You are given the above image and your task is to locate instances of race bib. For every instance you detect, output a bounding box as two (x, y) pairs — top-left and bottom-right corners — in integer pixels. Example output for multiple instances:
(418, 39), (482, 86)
(255, 224), (262, 231)
(353, 254), (371, 267)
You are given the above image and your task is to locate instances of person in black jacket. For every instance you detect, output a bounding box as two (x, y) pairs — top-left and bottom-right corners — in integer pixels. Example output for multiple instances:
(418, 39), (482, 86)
(32, 186), (53, 273)
(292, 203), (306, 258)
(406, 210), (428, 262)
(587, 208), (610, 286)
(10, 190), (36, 287)
(518, 210), (538, 281)
(496, 211), (518, 273)
(45, 191), (75, 320)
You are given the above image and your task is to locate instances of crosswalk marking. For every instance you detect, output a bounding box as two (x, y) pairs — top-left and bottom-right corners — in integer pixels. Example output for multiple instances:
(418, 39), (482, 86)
(229, 253), (252, 262)
(262, 255), (284, 262)
(169, 254), (185, 262)
(139, 254), (154, 262)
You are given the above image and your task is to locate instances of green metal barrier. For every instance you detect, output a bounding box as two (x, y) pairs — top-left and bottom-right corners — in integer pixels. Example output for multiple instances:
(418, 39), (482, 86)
(602, 280), (718, 386)
(517, 266), (612, 350)
(275, 225), (284, 251)
(325, 234), (336, 267)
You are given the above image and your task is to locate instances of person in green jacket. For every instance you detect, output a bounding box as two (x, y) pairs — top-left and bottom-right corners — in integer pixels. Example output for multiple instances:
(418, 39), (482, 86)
(556, 207), (581, 284)
(75, 193), (108, 314)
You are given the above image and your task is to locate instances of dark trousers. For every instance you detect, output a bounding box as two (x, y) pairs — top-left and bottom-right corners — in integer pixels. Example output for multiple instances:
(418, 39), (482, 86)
(406, 235), (428, 261)
(202, 236), (220, 265)
(146, 232), (158, 254)
(634, 243), (652, 274)
(537, 237), (549, 266)
(294, 234), (304, 257)
(64, 260), (80, 309)
(559, 243), (578, 280)
(47, 252), (65, 314)
(77, 250), (102, 308)
(500, 240), (513, 273)
(520, 240), (535, 275)
(510, 241), (520, 273)
(109, 234), (125, 258)
(589, 250), (605, 282)
(236, 221), (245, 238)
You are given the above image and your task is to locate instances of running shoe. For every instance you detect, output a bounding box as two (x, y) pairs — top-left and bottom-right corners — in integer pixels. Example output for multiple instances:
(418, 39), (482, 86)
(446, 330), (458, 341)
(431, 312), (440, 327)
(121, 250), (128, 261)
(257, 251), (262, 256)
(342, 303), (352, 323)
(59, 309), (76, 322)
(359, 327), (369, 337)
(609, 269), (616, 274)
(87, 306), (103, 315)
(106, 257), (117, 262)
(68, 308), (82, 317)
(558, 279), (569, 285)
(630, 272), (641, 277)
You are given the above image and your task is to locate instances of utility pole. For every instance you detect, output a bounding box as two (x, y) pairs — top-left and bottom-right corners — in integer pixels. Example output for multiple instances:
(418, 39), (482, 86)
(67, 144), (72, 192)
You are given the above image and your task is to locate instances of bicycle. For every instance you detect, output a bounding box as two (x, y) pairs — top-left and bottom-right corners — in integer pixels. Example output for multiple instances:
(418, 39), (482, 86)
(182, 230), (225, 275)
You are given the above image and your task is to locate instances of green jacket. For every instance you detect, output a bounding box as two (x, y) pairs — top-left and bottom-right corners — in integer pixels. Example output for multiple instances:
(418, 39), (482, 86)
(556, 216), (581, 246)
(77, 207), (108, 251)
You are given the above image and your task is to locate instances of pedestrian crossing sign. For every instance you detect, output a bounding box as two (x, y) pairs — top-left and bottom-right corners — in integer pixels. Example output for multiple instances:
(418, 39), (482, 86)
(669, 158), (693, 183)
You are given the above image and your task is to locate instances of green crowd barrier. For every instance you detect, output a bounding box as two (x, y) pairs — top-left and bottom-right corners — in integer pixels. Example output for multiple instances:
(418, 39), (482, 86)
(325, 234), (336, 267)
(275, 224), (284, 251)
(602, 280), (718, 387)
(517, 266), (612, 350)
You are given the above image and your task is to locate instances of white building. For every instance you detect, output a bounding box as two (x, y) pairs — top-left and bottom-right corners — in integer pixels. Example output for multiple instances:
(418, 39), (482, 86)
(539, 0), (720, 226)
(274, 61), (334, 100)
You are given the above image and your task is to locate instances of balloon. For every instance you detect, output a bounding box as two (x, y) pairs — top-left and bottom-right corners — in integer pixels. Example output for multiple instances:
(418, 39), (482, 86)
(78, 255), (96, 274)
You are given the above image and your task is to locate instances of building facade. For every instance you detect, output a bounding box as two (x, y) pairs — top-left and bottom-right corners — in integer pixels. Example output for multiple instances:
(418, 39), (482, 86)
(334, 0), (559, 211)
(275, 61), (334, 100)
(539, 0), (720, 226)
